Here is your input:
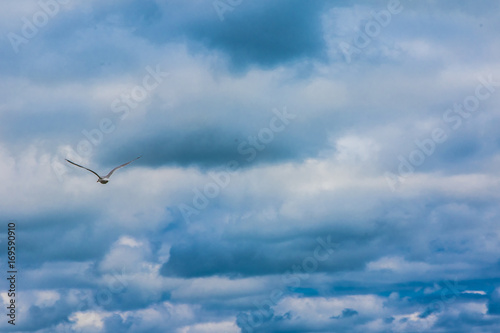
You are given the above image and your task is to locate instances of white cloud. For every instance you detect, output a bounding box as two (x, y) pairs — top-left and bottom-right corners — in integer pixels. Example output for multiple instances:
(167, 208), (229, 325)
(2, 1), (500, 332)
(462, 290), (487, 295)
(34, 290), (61, 307)
(178, 321), (240, 333)
(367, 256), (431, 274)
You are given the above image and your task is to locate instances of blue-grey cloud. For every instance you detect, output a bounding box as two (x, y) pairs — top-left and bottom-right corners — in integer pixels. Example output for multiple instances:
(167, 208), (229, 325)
(2, 1), (500, 332)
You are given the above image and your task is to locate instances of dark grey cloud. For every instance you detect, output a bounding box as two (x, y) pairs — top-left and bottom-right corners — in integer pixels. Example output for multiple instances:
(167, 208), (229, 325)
(14, 212), (109, 266)
(182, 0), (330, 72)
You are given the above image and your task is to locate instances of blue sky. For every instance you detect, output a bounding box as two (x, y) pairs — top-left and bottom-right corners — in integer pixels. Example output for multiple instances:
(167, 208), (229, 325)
(1, 0), (500, 332)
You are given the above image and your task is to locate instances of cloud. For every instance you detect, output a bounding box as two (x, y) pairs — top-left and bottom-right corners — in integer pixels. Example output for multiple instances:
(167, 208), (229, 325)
(2, 1), (500, 332)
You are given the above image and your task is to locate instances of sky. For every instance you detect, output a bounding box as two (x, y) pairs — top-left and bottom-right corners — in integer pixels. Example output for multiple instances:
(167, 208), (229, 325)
(1, 0), (500, 332)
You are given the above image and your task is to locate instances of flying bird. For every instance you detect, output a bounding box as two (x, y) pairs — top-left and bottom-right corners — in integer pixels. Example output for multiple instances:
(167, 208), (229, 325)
(65, 156), (142, 184)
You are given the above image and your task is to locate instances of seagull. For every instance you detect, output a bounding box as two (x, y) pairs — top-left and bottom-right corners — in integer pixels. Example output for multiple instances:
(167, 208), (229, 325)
(65, 156), (142, 184)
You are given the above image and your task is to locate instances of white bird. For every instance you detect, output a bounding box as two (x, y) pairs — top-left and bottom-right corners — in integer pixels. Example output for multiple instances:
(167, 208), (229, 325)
(65, 156), (142, 184)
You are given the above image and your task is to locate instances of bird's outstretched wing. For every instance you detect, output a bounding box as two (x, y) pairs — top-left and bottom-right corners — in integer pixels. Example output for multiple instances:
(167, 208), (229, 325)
(104, 156), (142, 179)
(65, 159), (103, 179)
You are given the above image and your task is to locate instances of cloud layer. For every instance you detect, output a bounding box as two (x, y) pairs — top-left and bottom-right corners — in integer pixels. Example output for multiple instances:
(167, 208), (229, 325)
(1, 0), (500, 332)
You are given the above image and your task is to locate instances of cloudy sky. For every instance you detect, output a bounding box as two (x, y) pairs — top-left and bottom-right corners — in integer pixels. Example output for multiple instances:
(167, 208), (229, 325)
(1, 0), (500, 332)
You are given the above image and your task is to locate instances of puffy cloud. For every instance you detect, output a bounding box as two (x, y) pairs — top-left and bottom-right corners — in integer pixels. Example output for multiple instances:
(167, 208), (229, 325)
(2, 0), (500, 332)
